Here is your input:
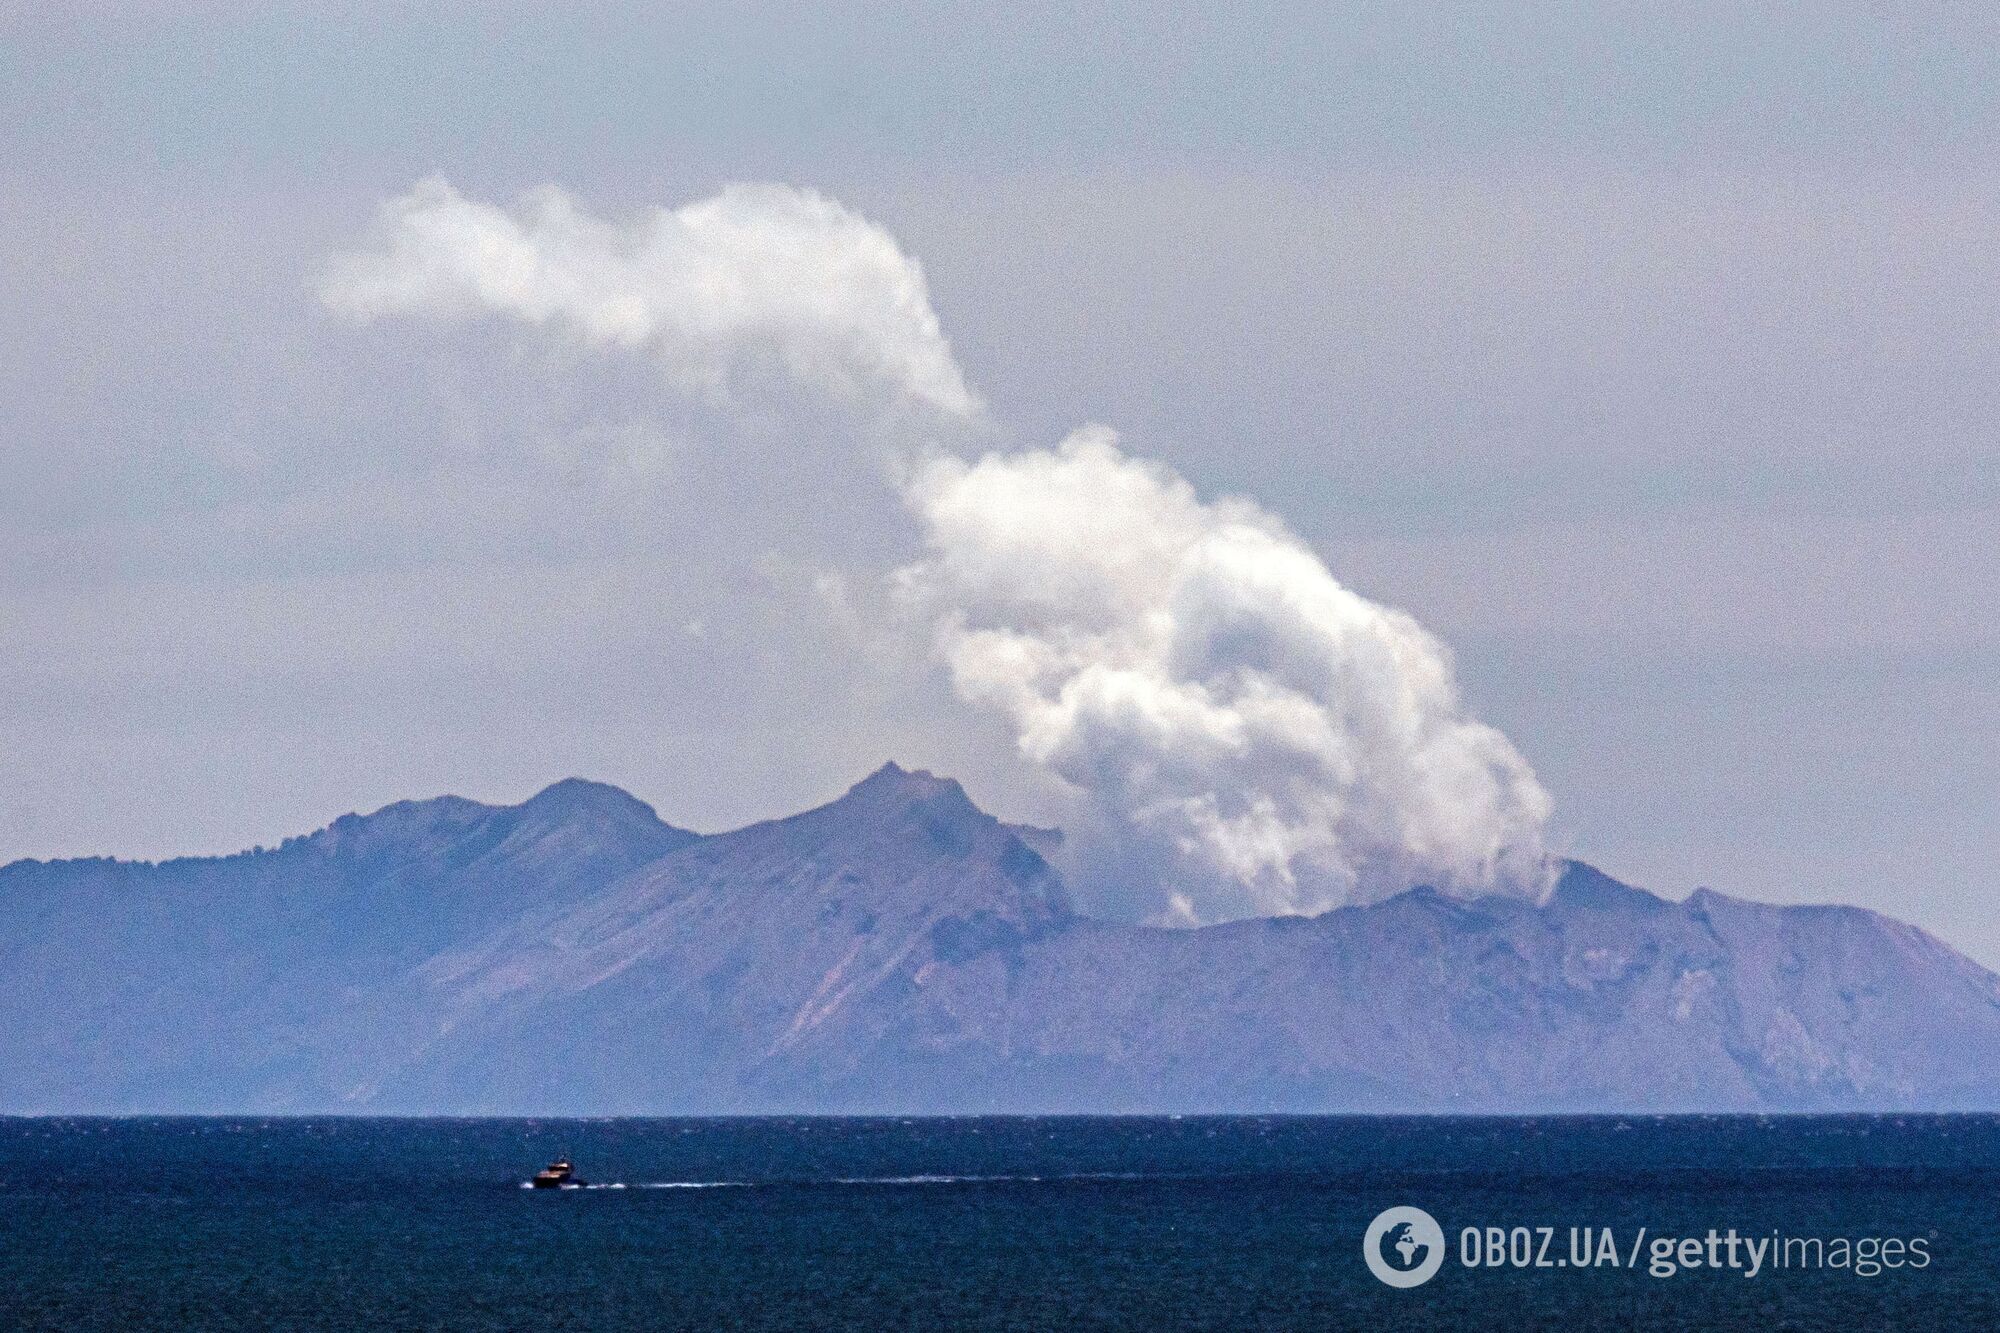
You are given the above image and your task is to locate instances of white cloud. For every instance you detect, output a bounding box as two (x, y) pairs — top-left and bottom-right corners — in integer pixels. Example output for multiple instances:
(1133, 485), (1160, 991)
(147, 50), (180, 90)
(319, 176), (980, 418)
(898, 427), (1553, 921)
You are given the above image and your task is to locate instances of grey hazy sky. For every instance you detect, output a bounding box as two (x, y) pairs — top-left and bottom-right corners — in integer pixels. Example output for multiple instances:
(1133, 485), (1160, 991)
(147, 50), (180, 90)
(3, 4), (1996, 957)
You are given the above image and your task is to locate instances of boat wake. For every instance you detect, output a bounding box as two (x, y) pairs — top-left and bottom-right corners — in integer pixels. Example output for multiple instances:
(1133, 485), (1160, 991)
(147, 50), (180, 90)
(522, 1172), (1162, 1190)
(830, 1172), (1154, 1185)
(520, 1180), (750, 1190)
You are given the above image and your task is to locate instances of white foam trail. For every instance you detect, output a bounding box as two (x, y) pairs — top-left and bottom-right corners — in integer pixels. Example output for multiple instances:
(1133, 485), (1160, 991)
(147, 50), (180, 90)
(524, 1172), (1168, 1189)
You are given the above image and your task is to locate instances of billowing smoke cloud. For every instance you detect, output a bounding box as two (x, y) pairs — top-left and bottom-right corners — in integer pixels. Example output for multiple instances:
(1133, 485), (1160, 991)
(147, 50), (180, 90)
(897, 428), (1552, 921)
(319, 177), (979, 418)
(323, 178), (1554, 923)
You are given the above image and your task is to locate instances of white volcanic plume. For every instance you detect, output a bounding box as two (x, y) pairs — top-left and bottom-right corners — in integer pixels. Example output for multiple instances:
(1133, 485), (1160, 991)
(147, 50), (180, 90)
(319, 177), (979, 417)
(898, 428), (1552, 921)
(324, 178), (1554, 923)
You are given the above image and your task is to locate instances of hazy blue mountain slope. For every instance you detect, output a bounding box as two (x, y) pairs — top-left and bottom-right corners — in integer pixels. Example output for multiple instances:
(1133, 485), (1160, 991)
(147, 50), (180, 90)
(355, 764), (1072, 1111)
(4, 765), (1997, 1113)
(0, 781), (692, 1111)
(885, 866), (2000, 1111)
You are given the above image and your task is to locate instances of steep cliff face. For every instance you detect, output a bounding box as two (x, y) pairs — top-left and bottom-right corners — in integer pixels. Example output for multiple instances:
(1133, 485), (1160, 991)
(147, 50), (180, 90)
(5, 766), (1998, 1113)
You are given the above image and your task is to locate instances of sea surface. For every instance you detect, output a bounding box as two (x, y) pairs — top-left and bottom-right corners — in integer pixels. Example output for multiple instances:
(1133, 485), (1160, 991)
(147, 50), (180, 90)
(2, 1115), (1997, 1330)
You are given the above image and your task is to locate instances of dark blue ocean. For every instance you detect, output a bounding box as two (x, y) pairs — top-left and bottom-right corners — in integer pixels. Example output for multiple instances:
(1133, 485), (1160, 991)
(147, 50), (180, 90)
(2, 1116), (1996, 1330)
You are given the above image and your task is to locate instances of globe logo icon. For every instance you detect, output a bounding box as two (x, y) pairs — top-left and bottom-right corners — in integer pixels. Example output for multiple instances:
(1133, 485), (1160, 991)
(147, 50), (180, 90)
(1362, 1206), (1446, 1288)
(1384, 1221), (1427, 1269)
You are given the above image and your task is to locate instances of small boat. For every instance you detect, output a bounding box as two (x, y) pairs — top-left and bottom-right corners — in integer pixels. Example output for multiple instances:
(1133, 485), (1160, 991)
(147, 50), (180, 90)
(530, 1158), (585, 1189)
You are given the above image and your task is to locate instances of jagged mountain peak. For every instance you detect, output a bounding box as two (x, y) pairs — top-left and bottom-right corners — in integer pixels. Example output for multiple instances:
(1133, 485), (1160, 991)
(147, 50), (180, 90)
(306, 794), (496, 862)
(303, 779), (690, 862)
(840, 761), (978, 813)
(673, 762), (1070, 927)
(514, 777), (686, 842)
(1549, 859), (1671, 914)
(522, 775), (649, 811)
(713, 761), (1012, 866)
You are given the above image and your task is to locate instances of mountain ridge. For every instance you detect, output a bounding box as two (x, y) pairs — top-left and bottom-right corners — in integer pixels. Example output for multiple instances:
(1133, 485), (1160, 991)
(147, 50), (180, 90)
(4, 763), (1996, 1114)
